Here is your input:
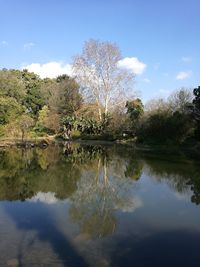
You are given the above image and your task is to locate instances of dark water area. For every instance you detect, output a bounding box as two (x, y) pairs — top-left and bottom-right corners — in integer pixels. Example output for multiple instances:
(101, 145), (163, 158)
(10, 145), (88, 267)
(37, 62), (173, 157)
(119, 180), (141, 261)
(0, 143), (200, 267)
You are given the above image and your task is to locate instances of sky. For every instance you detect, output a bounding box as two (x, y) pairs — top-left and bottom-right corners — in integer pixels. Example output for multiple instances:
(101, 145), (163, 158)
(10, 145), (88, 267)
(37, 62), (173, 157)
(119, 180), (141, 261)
(0, 0), (200, 103)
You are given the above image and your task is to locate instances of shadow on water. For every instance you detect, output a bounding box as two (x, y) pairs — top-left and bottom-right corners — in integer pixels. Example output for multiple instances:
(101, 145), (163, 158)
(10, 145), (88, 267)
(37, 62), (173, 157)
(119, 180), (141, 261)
(2, 201), (88, 267)
(109, 229), (200, 267)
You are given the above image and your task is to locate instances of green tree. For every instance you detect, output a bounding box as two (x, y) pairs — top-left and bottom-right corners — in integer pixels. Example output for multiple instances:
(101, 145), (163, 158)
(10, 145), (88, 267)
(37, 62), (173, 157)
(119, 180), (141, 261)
(22, 69), (45, 116)
(56, 75), (82, 116)
(0, 96), (23, 124)
(126, 98), (144, 134)
(126, 98), (144, 121)
(0, 69), (26, 103)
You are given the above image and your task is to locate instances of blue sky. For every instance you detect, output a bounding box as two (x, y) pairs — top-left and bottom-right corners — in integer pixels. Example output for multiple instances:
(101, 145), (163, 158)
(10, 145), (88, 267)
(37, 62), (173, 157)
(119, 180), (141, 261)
(0, 0), (199, 102)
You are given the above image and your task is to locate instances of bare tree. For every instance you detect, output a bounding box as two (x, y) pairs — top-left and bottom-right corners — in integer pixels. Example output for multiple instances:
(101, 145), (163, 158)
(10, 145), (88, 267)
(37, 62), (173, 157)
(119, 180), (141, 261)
(73, 39), (135, 121)
(168, 88), (193, 113)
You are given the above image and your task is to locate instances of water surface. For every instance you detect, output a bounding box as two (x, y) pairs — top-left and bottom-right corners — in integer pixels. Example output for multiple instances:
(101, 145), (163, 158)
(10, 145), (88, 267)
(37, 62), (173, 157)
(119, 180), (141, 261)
(0, 143), (200, 267)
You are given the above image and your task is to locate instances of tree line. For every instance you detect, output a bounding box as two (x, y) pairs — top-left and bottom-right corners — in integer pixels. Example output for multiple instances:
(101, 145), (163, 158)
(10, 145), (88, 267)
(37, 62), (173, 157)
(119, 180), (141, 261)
(0, 39), (200, 145)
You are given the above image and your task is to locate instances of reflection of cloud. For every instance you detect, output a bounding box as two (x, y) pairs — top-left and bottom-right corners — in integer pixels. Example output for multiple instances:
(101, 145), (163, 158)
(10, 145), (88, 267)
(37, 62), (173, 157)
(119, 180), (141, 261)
(27, 192), (58, 204)
(174, 192), (191, 202)
(116, 196), (143, 213)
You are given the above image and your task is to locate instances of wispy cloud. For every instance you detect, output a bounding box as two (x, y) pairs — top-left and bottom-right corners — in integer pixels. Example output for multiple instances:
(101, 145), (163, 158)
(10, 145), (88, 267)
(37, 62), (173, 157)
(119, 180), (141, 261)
(143, 78), (151, 83)
(22, 61), (72, 78)
(181, 56), (192, 63)
(163, 72), (169, 77)
(159, 89), (171, 98)
(23, 42), (35, 50)
(118, 57), (146, 75)
(153, 62), (160, 70)
(176, 70), (192, 80)
(0, 40), (8, 46)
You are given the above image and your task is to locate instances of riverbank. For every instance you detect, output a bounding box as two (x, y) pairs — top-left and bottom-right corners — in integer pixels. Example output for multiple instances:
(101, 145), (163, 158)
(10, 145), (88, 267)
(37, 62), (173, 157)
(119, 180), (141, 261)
(0, 136), (56, 148)
(1, 136), (200, 160)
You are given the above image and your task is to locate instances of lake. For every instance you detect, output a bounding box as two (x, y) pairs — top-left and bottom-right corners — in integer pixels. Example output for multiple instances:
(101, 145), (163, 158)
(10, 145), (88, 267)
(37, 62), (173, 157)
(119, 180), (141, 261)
(0, 142), (200, 267)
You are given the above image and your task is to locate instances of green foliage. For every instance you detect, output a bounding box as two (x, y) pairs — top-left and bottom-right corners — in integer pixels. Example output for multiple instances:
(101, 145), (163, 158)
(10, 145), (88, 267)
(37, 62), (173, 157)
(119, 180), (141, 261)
(21, 70), (45, 115)
(125, 98), (144, 135)
(192, 86), (200, 138)
(34, 105), (50, 134)
(55, 74), (83, 116)
(0, 96), (24, 124)
(17, 114), (34, 141)
(62, 114), (110, 136)
(0, 69), (26, 103)
(139, 110), (193, 144)
(126, 98), (144, 122)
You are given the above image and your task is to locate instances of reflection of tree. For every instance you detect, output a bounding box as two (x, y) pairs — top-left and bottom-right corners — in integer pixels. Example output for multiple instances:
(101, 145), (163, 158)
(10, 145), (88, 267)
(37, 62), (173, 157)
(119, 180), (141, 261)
(69, 154), (142, 239)
(143, 155), (200, 204)
(0, 145), (81, 201)
(0, 144), (143, 215)
(188, 173), (200, 205)
(125, 158), (143, 180)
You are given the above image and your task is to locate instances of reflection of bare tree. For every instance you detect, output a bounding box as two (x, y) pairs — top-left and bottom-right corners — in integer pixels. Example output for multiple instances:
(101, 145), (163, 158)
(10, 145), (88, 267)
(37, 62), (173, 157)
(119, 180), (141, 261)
(69, 155), (142, 239)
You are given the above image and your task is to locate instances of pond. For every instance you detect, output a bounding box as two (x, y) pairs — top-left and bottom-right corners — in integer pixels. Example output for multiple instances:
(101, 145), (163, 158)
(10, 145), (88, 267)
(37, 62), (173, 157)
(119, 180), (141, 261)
(0, 142), (200, 267)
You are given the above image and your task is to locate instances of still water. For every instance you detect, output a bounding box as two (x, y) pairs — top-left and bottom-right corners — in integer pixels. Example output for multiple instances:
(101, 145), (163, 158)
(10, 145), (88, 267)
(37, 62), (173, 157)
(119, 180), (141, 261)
(0, 143), (200, 267)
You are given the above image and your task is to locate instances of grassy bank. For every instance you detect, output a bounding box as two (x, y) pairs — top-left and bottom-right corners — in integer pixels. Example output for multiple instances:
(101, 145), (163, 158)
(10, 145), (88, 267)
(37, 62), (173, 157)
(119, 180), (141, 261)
(1, 134), (200, 160)
(0, 136), (56, 148)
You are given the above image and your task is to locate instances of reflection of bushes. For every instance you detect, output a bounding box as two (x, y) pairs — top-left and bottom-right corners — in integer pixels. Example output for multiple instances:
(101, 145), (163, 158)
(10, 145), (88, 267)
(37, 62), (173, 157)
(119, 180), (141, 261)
(0, 146), (81, 201)
(143, 154), (200, 204)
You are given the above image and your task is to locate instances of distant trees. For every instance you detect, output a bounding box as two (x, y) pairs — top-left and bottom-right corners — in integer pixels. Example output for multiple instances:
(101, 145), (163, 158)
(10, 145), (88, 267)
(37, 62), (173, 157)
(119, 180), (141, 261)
(192, 86), (200, 139)
(73, 39), (135, 121)
(138, 88), (195, 144)
(168, 88), (193, 114)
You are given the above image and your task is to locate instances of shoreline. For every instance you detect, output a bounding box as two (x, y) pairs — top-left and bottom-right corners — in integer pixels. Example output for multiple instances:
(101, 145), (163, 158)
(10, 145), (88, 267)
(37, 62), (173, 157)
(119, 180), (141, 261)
(1, 137), (200, 159)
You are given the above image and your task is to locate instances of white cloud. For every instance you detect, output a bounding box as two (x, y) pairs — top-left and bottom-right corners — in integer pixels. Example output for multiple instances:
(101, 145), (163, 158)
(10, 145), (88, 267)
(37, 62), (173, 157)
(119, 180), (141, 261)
(181, 56), (192, 63)
(176, 70), (192, 80)
(23, 42), (35, 50)
(0, 40), (8, 46)
(118, 57), (146, 75)
(22, 61), (72, 78)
